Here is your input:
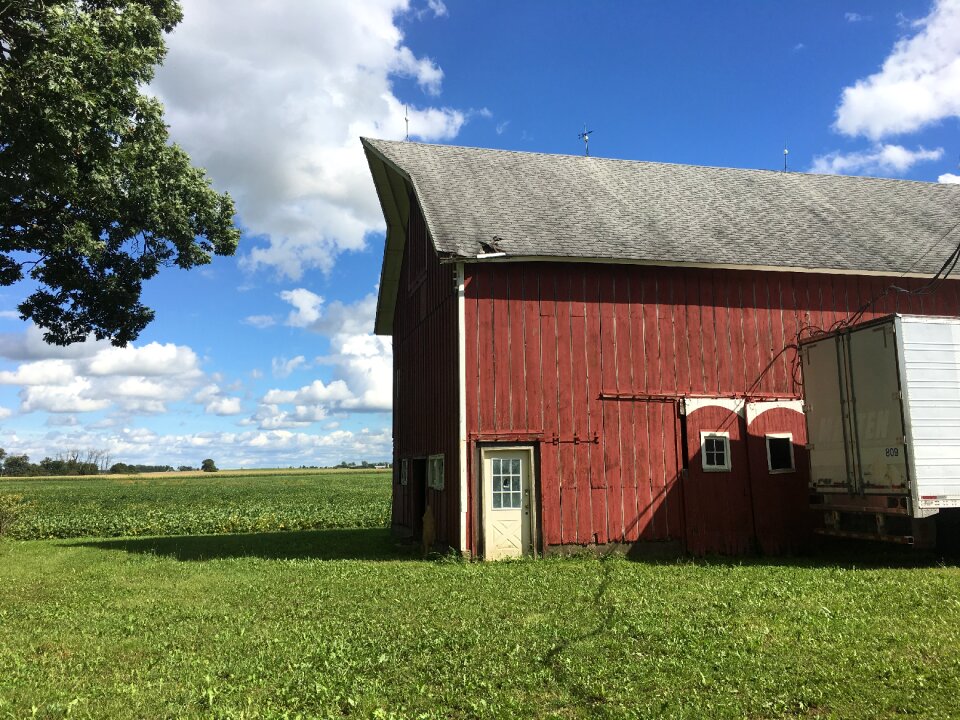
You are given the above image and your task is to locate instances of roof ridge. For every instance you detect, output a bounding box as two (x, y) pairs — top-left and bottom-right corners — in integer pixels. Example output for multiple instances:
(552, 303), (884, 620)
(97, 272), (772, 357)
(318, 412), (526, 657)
(360, 136), (956, 187)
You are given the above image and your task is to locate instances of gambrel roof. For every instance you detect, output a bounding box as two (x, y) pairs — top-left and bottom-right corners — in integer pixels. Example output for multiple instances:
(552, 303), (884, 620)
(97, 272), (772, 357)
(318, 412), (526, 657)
(362, 137), (960, 334)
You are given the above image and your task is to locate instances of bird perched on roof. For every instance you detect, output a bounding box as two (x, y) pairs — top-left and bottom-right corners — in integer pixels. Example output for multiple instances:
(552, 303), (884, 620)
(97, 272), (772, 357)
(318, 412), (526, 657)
(479, 235), (505, 254)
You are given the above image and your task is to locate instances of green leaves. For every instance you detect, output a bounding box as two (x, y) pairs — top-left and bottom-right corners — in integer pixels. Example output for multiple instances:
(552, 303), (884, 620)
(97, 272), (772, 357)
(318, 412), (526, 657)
(0, 1), (239, 345)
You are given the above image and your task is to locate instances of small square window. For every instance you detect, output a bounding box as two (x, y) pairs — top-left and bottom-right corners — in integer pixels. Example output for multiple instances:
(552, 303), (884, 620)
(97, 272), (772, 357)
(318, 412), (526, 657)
(427, 454), (445, 490)
(701, 432), (731, 472)
(766, 435), (795, 473)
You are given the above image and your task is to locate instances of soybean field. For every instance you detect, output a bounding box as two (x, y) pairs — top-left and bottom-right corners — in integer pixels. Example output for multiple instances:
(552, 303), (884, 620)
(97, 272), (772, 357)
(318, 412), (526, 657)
(0, 469), (390, 540)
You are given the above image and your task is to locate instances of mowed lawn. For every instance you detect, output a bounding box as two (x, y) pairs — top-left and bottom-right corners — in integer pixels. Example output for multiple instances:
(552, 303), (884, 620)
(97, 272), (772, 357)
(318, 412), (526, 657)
(2, 473), (960, 718)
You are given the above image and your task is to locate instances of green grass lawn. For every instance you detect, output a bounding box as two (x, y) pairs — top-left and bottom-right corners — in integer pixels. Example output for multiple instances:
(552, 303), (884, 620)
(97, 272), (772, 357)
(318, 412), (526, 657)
(3, 470), (960, 718)
(2, 530), (960, 719)
(0, 470), (390, 539)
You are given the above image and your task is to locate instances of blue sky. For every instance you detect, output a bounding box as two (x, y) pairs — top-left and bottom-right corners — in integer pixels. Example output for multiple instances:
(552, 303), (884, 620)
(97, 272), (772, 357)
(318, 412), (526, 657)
(1, 0), (958, 468)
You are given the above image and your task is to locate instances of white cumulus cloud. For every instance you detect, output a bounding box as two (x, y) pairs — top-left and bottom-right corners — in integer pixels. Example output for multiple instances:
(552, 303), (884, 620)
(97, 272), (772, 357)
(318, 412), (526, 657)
(809, 144), (943, 175)
(21, 378), (111, 414)
(0, 326), (208, 416)
(194, 384), (244, 416)
(243, 315), (276, 329)
(205, 397), (243, 416)
(0, 359), (76, 386)
(288, 291), (391, 411)
(834, 0), (960, 139)
(151, 0), (469, 280)
(940, 173), (960, 183)
(280, 288), (325, 328)
(87, 342), (202, 378)
(271, 355), (308, 378)
(247, 291), (392, 429)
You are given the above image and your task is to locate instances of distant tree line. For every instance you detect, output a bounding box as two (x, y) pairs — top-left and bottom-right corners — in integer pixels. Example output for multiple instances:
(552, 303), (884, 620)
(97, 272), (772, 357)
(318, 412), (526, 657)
(0, 448), (111, 477)
(0, 449), (391, 476)
(335, 460), (391, 469)
(0, 448), (220, 477)
(109, 463), (175, 474)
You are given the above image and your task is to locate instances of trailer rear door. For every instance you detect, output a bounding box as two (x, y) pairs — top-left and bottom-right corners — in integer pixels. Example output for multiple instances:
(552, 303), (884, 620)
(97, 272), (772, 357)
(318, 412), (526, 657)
(802, 336), (851, 492)
(847, 321), (909, 495)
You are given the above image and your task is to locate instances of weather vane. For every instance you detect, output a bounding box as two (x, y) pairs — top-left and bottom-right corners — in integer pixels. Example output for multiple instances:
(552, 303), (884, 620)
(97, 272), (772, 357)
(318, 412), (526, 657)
(578, 123), (594, 156)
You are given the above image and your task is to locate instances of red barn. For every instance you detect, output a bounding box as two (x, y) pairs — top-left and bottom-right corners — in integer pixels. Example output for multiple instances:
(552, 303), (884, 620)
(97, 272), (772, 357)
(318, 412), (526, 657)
(362, 138), (960, 558)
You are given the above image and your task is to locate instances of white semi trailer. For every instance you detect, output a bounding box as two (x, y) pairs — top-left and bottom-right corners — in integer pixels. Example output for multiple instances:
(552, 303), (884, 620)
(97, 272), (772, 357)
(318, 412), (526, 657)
(800, 314), (960, 547)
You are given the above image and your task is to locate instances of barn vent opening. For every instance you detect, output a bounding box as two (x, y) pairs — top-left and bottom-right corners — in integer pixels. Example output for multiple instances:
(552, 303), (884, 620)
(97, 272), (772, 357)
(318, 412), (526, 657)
(766, 435), (795, 473)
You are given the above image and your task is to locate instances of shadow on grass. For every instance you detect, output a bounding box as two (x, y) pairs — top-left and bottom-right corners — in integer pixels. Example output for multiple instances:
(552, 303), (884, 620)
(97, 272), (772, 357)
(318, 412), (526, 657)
(70, 530), (956, 568)
(625, 537), (957, 570)
(69, 527), (420, 562)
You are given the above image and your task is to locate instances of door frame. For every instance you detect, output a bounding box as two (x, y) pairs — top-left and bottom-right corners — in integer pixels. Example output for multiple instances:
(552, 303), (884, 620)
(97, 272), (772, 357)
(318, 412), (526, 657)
(478, 444), (539, 559)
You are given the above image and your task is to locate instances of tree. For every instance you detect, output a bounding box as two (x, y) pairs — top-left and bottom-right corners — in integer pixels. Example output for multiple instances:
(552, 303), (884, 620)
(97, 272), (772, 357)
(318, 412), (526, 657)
(200, 458), (217, 472)
(2, 453), (35, 477)
(0, 1), (240, 346)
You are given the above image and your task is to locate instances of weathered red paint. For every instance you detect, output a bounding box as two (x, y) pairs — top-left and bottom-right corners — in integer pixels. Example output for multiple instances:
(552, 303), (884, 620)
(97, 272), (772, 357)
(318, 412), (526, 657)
(747, 407), (810, 555)
(684, 405), (753, 556)
(461, 260), (960, 555)
(390, 200), (960, 556)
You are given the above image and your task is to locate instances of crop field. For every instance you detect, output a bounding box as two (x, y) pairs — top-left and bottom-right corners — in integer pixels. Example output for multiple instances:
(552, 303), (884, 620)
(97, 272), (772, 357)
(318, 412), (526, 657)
(3, 470), (960, 718)
(0, 469), (391, 539)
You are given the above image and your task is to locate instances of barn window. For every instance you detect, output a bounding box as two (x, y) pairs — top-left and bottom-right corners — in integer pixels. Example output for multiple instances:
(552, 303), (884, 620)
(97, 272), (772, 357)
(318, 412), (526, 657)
(766, 434), (795, 473)
(427, 454), (445, 490)
(700, 432), (731, 472)
(491, 457), (523, 509)
(399, 459), (408, 486)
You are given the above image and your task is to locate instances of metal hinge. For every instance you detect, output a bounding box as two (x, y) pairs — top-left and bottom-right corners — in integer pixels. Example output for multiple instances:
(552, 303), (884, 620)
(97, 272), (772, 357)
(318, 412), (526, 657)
(550, 433), (599, 445)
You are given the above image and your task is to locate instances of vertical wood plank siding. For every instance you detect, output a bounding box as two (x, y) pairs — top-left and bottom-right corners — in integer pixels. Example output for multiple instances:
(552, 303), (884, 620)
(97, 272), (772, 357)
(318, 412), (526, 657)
(462, 261), (960, 555)
(392, 199), (460, 549)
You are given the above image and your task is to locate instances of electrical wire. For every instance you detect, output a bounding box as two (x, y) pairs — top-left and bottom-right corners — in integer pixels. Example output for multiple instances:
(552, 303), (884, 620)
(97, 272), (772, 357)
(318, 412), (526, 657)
(749, 212), (960, 397)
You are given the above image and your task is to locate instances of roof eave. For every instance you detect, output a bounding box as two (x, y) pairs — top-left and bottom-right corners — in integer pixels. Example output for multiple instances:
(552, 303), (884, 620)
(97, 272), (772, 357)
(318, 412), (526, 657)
(447, 252), (940, 278)
(363, 138), (415, 336)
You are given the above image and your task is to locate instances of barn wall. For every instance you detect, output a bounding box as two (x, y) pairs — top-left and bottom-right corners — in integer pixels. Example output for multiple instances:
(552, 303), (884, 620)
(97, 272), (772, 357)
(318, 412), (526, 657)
(463, 262), (960, 555)
(392, 197), (460, 548)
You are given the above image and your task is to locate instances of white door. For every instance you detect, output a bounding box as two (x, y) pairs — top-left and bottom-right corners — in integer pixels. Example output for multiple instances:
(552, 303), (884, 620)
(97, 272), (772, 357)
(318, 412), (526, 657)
(482, 448), (535, 560)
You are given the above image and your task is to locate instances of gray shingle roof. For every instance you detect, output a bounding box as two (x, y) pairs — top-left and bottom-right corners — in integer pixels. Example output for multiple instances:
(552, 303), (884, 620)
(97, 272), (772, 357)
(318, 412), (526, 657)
(362, 137), (960, 275)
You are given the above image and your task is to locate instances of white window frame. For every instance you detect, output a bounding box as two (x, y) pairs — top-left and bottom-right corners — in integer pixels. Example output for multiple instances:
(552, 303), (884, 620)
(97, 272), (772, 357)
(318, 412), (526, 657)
(490, 455), (524, 511)
(399, 459), (408, 486)
(427, 454), (445, 491)
(700, 431), (732, 472)
(765, 433), (795, 474)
